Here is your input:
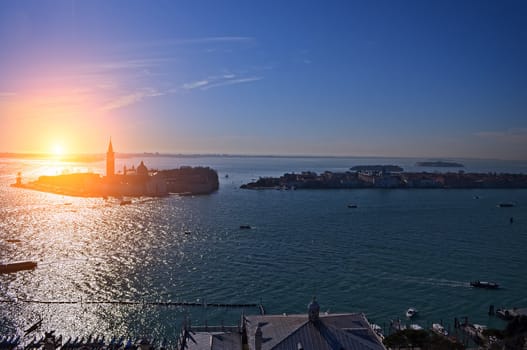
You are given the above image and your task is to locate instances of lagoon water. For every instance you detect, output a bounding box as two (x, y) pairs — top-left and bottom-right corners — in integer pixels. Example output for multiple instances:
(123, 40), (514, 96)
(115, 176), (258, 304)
(1, 156), (527, 343)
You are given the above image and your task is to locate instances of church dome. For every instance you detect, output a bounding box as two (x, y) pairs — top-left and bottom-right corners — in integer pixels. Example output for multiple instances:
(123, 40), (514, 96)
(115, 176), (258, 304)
(137, 161), (148, 177)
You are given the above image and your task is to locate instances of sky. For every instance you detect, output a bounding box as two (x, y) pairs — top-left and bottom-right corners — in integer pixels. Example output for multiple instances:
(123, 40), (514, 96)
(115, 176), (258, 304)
(0, 0), (526, 159)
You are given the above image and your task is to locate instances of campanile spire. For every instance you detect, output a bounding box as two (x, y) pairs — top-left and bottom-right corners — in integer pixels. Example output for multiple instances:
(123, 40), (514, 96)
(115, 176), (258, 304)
(106, 138), (115, 177)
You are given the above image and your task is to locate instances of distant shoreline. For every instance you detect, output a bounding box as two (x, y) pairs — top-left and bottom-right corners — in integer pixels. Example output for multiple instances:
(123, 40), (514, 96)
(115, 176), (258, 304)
(416, 161), (464, 167)
(241, 169), (527, 190)
(1, 153), (525, 162)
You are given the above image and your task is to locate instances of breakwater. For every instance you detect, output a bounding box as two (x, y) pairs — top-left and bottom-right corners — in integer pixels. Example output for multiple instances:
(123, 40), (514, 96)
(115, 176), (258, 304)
(0, 298), (261, 310)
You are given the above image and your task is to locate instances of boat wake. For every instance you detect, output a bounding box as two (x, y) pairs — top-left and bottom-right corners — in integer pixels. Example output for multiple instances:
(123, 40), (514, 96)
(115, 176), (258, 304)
(379, 274), (468, 288)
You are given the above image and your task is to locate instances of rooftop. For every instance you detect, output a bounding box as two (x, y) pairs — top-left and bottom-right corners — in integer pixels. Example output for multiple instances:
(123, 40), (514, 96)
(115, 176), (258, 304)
(244, 313), (385, 350)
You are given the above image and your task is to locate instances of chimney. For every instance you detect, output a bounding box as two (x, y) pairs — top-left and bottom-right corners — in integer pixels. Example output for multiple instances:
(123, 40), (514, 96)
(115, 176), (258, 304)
(255, 325), (262, 350)
(308, 296), (320, 322)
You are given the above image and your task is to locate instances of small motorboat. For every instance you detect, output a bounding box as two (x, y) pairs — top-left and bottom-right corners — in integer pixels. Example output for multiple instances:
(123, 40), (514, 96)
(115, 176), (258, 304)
(239, 225), (252, 229)
(370, 324), (384, 339)
(390, 319), (407, 332)
(409, 324), (423, 330)
(497, 203), (514, 208)
(432, 323), (448, 336)
(470, 280), (499, 289)
(347, 204), (358, 208)
(24, 318), (42, 334)
(406, 308), (418, 318)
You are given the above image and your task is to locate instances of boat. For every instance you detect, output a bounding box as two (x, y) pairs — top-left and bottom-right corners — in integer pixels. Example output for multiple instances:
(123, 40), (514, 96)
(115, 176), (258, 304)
(0, 261), (37, 274)
(239, 225), (252, 229)
(461, 323), (487, 345)
(470, 280), (499, 289)
(347, 204), (358, 208)
(390, 319), (407, 332)
(406, 308), (418, 318)
(370, 324), (384, 339)
(497, 203), (514, 208)
(432, 323), (448, 336)
(495, 307), (527, 320)
(24, 318), (42, 334)
(409, 324), (423, 330)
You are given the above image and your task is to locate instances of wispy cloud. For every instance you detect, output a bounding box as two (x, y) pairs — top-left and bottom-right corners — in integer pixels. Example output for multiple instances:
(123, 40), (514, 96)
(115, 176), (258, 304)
(183, 74), (262, 91)
(0, 92), (16, 98)
(100, 87), (163, 112)
(202, 77), (262, 90)
(183, 80), (209, 90)
(475, 128), (527, 144)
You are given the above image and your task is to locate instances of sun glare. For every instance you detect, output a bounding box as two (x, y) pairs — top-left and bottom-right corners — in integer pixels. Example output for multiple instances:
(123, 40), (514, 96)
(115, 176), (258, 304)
(52, 143), (65, 156)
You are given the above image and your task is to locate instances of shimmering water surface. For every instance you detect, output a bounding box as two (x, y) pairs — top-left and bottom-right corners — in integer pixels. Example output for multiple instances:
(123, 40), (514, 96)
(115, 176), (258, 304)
(1, 156), (527, 342)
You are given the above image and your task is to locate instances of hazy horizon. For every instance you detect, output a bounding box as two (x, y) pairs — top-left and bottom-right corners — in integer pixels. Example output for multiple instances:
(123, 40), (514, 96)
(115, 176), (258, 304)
(1, 1), (526, 160)
(2, 149), (526, 163)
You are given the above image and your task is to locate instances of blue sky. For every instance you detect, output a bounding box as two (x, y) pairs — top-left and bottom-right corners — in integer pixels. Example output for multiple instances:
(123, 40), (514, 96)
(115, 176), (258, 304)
(0, 0), (526, 159)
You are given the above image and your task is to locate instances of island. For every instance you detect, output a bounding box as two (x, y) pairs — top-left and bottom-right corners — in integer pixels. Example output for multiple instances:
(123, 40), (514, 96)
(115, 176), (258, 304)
(11, 140), (219, 197)
(241, 167), (527, 190)
(416, 161), (464, 167)
(350, 165), (404, 172)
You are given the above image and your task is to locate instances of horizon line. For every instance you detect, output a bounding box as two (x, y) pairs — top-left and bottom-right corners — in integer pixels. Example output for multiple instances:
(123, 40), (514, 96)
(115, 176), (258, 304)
(0, 151), (524, 162)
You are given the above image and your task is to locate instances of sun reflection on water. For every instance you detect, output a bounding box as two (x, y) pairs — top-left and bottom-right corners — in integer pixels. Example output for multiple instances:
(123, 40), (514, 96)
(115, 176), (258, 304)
(1, 160), (205, 344)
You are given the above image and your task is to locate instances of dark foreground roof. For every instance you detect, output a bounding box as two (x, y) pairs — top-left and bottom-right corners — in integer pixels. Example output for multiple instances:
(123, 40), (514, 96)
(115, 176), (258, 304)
(244, 313), (386, 350)
(185, 331), (242, 350)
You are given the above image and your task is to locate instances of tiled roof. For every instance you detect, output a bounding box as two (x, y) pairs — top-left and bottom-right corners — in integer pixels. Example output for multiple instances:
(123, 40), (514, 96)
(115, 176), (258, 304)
(184, 331), (242, 350)
(245, 313), (385, 350)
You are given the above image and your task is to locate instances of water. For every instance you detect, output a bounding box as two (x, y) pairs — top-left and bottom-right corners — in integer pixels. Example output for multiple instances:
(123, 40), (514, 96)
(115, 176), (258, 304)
(1, 156), (527, 343)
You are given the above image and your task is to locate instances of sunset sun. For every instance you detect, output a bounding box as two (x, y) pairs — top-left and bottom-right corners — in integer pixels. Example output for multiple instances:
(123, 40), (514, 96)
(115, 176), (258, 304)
(51, 143), (65, 156)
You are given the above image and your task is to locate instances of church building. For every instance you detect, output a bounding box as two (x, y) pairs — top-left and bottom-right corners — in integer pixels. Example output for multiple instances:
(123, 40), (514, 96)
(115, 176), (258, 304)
(103, 139), (167, 196)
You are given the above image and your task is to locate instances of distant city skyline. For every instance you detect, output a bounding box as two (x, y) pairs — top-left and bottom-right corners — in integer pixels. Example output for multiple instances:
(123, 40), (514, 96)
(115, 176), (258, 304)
(1, 0), (526, 160)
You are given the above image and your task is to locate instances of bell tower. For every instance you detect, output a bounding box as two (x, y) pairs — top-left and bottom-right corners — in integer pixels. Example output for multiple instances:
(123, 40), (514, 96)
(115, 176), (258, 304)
(106, 138), (115, 178)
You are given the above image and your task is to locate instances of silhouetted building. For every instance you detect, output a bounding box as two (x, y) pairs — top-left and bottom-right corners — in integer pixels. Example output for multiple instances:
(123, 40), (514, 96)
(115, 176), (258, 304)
(137, 160), (148, 178)
(106, 138), (115, 178)
(13, 139), (219, 197)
